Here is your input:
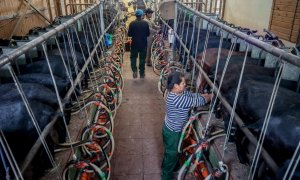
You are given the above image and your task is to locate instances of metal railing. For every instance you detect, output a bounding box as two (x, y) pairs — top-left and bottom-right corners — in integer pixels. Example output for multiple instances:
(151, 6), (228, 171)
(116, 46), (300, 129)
(66, 3), (96, 15)
(181, 0), (225, 18)
(0, 0), (121, 177)
(159, 0), (300, 177)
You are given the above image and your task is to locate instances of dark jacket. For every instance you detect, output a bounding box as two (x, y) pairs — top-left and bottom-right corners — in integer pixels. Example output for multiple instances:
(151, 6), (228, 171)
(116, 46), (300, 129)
(128, 18), (150, 49)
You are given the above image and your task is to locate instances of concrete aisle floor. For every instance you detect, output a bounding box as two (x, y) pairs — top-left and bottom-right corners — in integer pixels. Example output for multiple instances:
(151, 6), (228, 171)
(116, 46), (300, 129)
(111, 52), (165, 180)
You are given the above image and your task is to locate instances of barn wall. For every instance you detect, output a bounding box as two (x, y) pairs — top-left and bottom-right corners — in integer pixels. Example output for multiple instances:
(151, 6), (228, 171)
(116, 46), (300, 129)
(269, 0), (300, 43)
(65, 0), (98, 15)
(0, 0), (98, 39)
(223, 0), (273, 34)
(0, 0), (51, 39)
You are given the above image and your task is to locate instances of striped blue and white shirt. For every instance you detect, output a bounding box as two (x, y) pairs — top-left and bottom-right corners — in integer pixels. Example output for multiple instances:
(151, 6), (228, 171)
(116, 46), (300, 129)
(164, 91), (206, 132)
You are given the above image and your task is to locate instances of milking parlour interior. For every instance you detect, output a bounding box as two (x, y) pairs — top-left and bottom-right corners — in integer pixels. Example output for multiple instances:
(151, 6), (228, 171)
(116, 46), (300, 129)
(0, 0), (300, 179)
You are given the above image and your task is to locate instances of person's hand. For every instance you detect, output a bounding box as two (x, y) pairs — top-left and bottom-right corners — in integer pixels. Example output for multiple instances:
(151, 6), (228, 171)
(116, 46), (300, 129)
(202, 93), (214, 103)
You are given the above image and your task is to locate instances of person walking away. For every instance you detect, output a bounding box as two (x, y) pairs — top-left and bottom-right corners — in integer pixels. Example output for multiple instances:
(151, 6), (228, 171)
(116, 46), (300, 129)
(127, 9), (150, 78)
(143, 8), (161, 66)
(161, 71), (213, 180)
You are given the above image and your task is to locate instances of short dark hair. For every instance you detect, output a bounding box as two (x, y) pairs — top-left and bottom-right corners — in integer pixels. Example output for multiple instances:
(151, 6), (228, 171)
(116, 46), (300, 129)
(166, 71), (184, 90)
(144, 8), (154, 14)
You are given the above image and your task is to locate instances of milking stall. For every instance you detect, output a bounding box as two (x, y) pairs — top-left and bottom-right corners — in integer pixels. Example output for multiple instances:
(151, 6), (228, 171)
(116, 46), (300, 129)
(0, 0), (300, 179)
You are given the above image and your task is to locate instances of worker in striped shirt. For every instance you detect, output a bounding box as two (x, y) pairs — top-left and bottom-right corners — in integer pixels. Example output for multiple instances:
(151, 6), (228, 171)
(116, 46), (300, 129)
(161, 71), (213, 180)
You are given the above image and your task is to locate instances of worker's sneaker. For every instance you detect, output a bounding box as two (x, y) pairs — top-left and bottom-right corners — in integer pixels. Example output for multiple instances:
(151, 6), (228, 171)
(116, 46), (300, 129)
(133, 72), (137, 78)
(140, 73), (145, 78)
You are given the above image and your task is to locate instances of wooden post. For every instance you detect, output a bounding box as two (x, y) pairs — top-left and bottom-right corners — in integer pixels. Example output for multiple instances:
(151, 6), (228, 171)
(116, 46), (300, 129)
(70, 0), (74, 14)
(52, 0), (58, 18)
(222, 0), (226, 19)
(63, 0), (67, 15)
(297, 28), (300, 45)
(46, 0), (53, 21)
(79, 0), (83, 12)
(290, 0), (300, 42)
(219, 0), (223, 18)
(85, 0), (88, 9)
(56, 0), (62, 16)
(214, 0), (217, 14)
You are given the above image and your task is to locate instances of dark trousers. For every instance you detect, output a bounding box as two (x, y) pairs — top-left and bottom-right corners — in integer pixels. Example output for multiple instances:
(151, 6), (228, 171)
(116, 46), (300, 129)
(146, 36), (154, 65)
(130, 47), (147, 75)
(161, 124), (181, 180)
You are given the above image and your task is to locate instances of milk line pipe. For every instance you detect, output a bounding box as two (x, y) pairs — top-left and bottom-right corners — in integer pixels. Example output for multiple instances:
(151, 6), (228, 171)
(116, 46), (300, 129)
(20, 10), (120, 173)
(158, 15), (279, 173)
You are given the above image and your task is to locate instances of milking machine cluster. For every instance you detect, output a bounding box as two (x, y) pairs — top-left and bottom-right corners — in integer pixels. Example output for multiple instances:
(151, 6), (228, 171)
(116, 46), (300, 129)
(0, 1), (127, 178)
(60, 25), (127, 180)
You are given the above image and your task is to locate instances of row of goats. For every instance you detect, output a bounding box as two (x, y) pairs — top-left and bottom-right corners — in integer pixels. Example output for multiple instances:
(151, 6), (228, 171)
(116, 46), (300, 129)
(0, 5), (127, 179)
(150, 16), (300, 179)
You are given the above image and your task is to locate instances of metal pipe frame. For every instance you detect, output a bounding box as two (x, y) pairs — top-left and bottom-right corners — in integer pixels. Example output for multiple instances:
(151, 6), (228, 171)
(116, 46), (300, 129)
(184, 2), (205, 6)
(21, 10), (120, 172)
(0, 1), (99, 68)
(174, 0), (300, 68)
(0, 1), (121, 173)
(66, 3), (95, 6)
(158, 11), (279, 173)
